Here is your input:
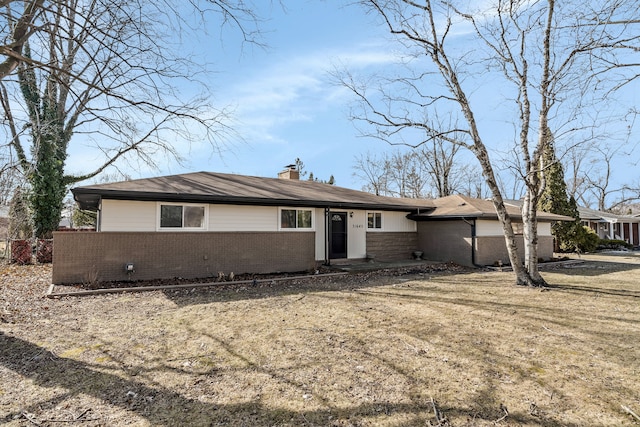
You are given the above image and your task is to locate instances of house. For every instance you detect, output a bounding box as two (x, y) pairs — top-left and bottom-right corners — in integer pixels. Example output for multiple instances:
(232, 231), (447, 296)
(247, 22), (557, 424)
(56, 168), (429, 284)
(54, 169), (570, 284)
(578, 206), (640, 247)
(408, 195), (569, 266)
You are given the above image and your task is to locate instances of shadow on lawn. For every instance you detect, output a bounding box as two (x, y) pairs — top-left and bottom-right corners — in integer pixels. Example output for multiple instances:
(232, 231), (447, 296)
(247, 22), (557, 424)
(545, 282), (640, 299)
(543, 257), (640, 276)
(161, 264), (478, 308)
(161, 256), (640, 308)
(0, 331), (573, 427)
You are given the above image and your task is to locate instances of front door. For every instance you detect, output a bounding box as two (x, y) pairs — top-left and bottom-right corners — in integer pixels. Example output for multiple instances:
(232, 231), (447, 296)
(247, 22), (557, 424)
(330, 212), (347, 259)
(623, 223), (630, 243)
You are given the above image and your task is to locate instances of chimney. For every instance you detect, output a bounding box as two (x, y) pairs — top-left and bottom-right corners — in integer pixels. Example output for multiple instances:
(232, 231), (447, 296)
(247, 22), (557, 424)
(278, 164), (300, 180)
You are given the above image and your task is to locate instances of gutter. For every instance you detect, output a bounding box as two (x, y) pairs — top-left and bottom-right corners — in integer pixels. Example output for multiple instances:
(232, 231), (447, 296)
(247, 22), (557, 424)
(73, 189), (430, 213)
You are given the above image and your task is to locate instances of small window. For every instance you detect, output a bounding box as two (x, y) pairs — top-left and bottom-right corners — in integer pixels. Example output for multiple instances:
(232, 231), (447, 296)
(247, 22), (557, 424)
(367, 212), (382, 229)
(281, 208), (313, 229)
(159, 204), (206, 229)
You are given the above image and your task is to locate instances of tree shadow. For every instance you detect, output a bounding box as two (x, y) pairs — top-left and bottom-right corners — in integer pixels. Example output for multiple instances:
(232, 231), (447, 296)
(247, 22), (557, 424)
(544, 282), (640, 299)
(542, 257), (640, 277)
(161, 265), (478, 308)
(2, 328), (578, 426)
(0, 330), (560, 426)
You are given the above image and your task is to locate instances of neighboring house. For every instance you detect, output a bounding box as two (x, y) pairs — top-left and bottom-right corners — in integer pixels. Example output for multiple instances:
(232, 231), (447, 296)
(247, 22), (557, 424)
(409, 195), (569, 266)
(53, 169), (570, 284)
(579, 206), (640, 246)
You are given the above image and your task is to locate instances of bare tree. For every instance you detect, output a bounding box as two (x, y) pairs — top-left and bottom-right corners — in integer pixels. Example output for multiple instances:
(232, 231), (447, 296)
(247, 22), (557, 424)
(344, 0), (640, 286)
(0, 0), (262, 237)
(0, 0), (43, 80)
(415, 138), (461, 198)
(563, 143), (593, 207)
(353, 152), (392, 196)
(353, 142), (468, 198)
(0, 1), (262, 81)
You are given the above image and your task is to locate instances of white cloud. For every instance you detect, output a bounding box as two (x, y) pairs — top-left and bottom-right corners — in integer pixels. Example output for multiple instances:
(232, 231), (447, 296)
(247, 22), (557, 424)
(218, 43), (397, 143)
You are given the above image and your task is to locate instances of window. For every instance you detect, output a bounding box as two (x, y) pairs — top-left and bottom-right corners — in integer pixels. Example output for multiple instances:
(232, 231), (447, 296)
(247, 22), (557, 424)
(159, 204), (206, 229)
(280, 208), (312, 229)
(367, 212), (382, 229)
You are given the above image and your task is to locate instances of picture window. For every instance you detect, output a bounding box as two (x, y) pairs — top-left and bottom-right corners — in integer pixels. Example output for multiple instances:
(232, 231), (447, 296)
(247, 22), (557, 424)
(281, 209), (313, 229)
(159, 204), (206, 229)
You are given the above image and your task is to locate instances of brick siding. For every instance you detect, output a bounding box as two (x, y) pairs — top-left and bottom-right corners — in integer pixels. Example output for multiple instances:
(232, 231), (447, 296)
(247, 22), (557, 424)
(52, 231), (316, 284)
(365, 232), (418, 262)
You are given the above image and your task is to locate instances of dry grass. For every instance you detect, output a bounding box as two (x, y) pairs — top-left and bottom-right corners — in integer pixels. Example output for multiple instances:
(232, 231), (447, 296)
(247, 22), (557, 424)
(1, 253), (639, 426)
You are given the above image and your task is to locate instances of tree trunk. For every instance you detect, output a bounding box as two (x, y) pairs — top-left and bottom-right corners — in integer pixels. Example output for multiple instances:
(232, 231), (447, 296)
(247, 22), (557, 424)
(472, 144), (537, 286)
(523, 190), (546, 286)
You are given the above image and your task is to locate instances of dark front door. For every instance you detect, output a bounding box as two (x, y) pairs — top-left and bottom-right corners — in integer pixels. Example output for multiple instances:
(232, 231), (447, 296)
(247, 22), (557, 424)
(330, 212), (347, 259)
(623, 223), (630, 243)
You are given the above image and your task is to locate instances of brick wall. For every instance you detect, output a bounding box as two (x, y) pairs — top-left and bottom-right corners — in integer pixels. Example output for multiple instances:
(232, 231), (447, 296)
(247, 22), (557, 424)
(365, 232), (418, 262)
(416, 221), (473, 266)
(475, 235), (554, 266)
(417, 220), (555, 267)
(52, 231), (316, 284)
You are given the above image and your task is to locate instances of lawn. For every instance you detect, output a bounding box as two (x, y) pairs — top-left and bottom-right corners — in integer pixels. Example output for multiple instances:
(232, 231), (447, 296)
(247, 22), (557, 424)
(1, 253), (639, 426)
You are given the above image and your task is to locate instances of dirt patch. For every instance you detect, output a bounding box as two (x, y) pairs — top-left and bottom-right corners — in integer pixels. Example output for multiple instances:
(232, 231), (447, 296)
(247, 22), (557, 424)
(1, 255), (639, 426)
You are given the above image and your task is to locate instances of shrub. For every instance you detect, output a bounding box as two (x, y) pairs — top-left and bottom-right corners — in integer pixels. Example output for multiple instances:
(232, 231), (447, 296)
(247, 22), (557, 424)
(563, 226), (599, 253)
(597, 239), (633, 251)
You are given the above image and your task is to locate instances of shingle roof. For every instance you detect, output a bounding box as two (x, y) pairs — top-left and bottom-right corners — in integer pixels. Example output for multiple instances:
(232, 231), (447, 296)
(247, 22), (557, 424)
(408, 194), (573, 221)
(577, 206), (640, 223)
(72, 171), (435, 212)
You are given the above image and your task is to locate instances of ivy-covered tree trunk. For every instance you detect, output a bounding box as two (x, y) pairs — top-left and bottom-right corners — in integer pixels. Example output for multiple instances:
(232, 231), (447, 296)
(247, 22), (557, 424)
(18, 45), (71, 239)
(29, 133), (68, 239)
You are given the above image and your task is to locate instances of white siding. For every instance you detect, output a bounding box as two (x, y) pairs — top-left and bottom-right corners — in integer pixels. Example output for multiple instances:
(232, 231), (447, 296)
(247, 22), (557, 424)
(315, 208), (326, 261)
(100, 201), (280, 232)
(476, 219), (503, 236)
(100, 200), (156, 232)
(377, 211), (417, 232)
(476, 219), (553, 236)
(538, 222), (551, 236)
(209, 205), (278, 231)
(348, 210), (367, 259)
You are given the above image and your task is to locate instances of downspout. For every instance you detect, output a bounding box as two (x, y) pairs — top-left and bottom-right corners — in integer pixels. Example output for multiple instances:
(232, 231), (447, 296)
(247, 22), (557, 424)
(462, 218), (483, 268)
(97, 199), (103, 232)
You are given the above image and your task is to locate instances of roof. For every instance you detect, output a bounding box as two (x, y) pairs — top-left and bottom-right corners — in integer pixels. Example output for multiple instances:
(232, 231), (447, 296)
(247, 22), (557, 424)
(72, 171), (435, 212)
(408, 194), (573, 222)
(577, 206), (640, 223)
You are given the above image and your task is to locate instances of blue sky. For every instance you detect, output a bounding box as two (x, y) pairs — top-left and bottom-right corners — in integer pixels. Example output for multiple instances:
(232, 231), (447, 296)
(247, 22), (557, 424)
(65, 1), (639, 204)
(171, 1), (396, 189)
